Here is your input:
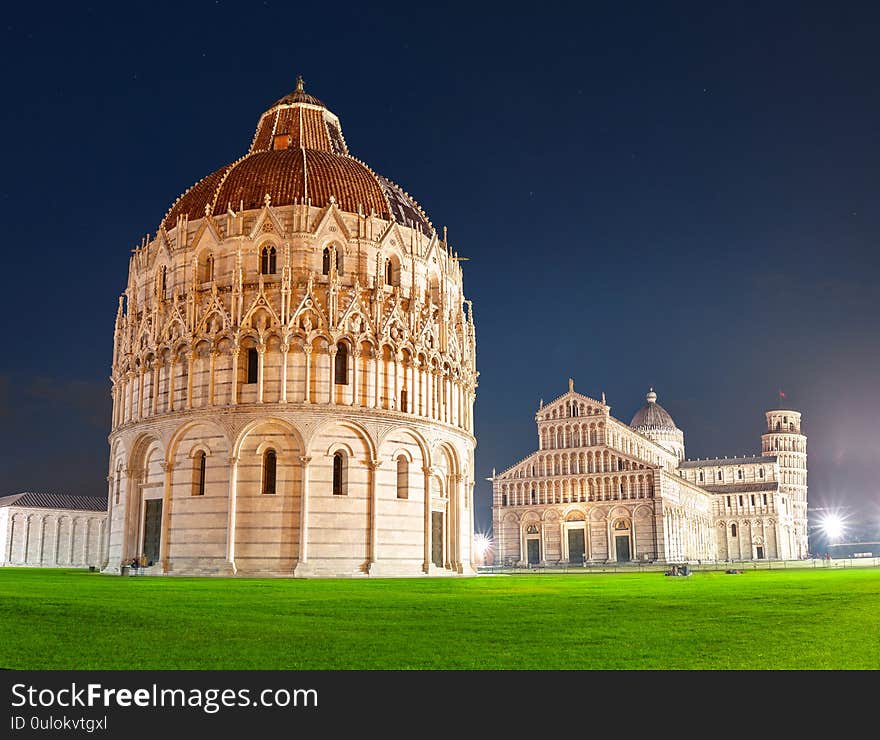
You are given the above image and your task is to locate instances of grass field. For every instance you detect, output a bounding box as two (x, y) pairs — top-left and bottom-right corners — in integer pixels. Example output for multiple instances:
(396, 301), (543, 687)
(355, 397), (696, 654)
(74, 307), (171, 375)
(1, 567), (878, 669)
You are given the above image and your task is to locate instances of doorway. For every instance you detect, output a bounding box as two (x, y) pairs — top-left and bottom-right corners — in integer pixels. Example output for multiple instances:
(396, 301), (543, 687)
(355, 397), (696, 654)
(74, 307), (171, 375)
(527, 538), (540, 565)
(614, 535), (631, 562)
(431, 511), (443, 568)
(568, 529), (585, 563)
(142, 499), (162, 564)
(756, 546), (765, 560)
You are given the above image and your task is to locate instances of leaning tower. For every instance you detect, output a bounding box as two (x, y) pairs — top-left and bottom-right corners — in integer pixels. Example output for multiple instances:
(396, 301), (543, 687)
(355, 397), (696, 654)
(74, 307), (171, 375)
(761, 409), (807, 558)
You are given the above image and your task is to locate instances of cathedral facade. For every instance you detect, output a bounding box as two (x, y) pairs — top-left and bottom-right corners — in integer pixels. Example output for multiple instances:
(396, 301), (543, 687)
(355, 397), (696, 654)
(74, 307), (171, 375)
(104, 79), (477, 577)
(492, 382), (807, 565)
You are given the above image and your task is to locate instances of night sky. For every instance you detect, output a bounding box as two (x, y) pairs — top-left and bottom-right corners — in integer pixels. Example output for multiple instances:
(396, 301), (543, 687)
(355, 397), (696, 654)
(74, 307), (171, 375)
(1, 2), (878, 546)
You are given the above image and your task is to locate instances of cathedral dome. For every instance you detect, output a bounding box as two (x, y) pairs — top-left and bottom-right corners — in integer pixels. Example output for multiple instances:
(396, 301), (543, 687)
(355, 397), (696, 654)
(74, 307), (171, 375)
(162, 77), (433, 235)
(630, 388), (678, 431)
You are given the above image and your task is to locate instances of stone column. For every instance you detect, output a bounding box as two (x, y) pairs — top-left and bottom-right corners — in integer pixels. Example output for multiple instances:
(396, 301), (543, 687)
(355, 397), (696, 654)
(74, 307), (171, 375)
(52, 517), (61, 565)
(327, 346), (337, 404)
(298, 456), (312, 566)
(631, 516), (638, 560)
(350, 349), (359, 406)
(230, 346), (239, 405)
(137, 368), (145, 420)
(393, 353), (399, 410)
(280, 343), (289, 403)
(303, 345), (312, 403)
(160, 460), (174, 572)
(36, 516), (45, 565)
(208, 351), (217, 405)
(167, 359), (176, 412)
(373, 352), (381, 409)
(152, 362), (161, 416)
(186, 352), (195, 409)
(368, 459), (382, 570)
(125, 372), (134, 423)
(257, 346), (266, 403)
(422, 467), (432, 572)
(226, 456), (238, 571)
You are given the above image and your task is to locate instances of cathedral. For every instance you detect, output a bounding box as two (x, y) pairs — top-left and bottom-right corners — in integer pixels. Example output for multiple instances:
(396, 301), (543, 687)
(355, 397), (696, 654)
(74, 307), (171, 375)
(492, 382), (807, 565)
(104, 79), (477, 577)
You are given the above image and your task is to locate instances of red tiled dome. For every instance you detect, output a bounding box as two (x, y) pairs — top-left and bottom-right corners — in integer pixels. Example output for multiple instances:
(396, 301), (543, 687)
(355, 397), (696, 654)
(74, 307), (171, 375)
(162, 78), (433, 236)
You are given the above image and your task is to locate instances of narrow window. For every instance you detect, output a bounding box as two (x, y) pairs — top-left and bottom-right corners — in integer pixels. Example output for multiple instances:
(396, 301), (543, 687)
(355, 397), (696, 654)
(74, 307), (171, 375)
(502, 494), (508, 506)
(260, 245), (277, 275)
(246, 348), (259, 384)
(396, 456), (409, 499)
(737, 469), (742, 479)
(731, 523), (737, 537)
(717, 470), (722, 480)
(160, 266), (167, 298)
(336, 248), (343, 275)
(262, 450), (277, 495)
(750, 494), (755, 506)
(726, 495), (731, 507)
(400, 389), (408, 412)
(114, 466), (121, 505)
(759, 468), (764, 479)
(205, 254), (214, 282)
(763, 494), (768, 505)
(385, 258), (393, 286)
(194, 451), (206, 496)
(699, 471), (704, 482)
(334, 343), (348, 385)
(322, 247), (331, 275)
(332, 452), (345, 495)
(738, 495), (744, 507)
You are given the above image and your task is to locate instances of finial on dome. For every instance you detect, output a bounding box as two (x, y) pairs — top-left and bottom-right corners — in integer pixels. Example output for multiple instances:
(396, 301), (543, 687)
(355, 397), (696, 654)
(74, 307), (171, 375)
(295, 75), (305, 92)
(647, 387), (657, 403)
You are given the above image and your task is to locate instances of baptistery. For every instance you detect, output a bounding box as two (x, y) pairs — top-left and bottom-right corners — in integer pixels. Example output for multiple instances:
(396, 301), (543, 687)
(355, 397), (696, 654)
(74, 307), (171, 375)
(105, 78), (477, 576)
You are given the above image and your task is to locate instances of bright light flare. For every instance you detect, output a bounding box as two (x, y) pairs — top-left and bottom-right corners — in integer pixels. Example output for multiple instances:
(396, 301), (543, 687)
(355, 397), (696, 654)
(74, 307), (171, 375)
(819, 513), (845, 542)
(474, 533), (493, 560)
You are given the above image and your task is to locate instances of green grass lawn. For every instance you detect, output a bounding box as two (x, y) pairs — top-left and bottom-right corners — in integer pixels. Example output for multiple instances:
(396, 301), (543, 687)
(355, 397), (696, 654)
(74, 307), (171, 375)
(0, 567), (878, 669)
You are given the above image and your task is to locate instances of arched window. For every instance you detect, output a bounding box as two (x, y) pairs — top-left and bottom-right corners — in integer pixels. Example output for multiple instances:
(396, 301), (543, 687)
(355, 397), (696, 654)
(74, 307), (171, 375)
(260, 245), (277, 275)
(246, 348), (259, 384)
(717, 470), (722, 480)
(204, 253), (214, 283)
(730, 523), (737, 538)
(334, 343), (348, 385)
(385, 258), (394, 286)
(502, 493), (508, 506)
(400, 389), (408, 412)
(192, 451), (207, 496)
(262, 450), (277, 495)
(396, 455), (409, 499)
(699, 471), (704, 482)
(160, 266), (167, 298)
(737, 469), (743, 480)
(332, 451), (346, 495)
(322, 247), (331, 275)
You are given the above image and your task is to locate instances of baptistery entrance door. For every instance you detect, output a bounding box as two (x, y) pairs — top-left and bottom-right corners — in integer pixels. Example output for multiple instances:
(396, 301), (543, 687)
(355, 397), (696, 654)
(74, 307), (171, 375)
(615, 535), (631, 562)
(568, 529), (586, 563)
(431, 511), (444, 568)
(142, 499), (162, 564)
(527, 539), (540, 565)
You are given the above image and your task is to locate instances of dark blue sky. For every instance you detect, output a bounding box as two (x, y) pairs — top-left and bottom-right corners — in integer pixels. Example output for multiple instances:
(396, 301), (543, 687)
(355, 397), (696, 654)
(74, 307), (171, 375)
(1, 2), (878, 542)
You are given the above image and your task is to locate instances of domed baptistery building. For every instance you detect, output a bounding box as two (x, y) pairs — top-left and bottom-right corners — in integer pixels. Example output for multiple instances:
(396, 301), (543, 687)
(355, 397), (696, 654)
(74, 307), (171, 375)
(105, 79), (477, 577)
